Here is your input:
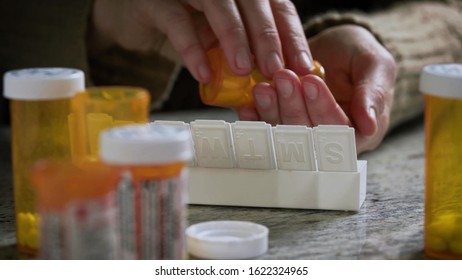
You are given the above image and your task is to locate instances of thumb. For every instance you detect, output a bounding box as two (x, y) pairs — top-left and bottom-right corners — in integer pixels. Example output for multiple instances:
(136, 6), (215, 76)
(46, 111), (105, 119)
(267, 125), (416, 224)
(350, 84), (379, 137)
(350, 57), (395, 137)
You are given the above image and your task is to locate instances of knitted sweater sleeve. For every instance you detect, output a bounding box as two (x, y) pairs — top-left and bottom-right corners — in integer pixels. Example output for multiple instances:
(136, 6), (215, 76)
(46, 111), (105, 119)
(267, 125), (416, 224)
(303, 1), (462, 129)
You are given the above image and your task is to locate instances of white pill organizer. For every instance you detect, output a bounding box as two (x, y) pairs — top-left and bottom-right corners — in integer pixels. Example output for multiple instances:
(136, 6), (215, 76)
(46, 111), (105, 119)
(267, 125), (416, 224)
(152, 120), (367, 211)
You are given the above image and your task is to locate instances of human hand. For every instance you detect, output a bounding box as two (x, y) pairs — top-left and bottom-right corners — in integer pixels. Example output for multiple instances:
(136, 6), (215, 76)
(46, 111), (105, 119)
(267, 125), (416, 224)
(91, 0), (313, 83)
(237, 25), (396, 153)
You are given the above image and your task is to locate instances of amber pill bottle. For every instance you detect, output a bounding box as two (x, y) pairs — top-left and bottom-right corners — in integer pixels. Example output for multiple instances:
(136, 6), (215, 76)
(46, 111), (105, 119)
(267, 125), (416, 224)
(100, 124), (193, 259)
(199, 48), (325, 108)
(420, 64), (462, 259)
(69, 86), (150, 163)
(3, 68), (84, 255)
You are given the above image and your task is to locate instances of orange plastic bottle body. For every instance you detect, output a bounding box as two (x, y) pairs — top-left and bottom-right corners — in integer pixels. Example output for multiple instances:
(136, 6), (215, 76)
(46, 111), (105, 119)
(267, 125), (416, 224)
(11, 98), (73, 255)
(4, 68), (84, 256)
(200, 48), (257, 108)
(69, 87), (150, 163)
(200, 48), (325, 108)
(31, 161), (120, 259)
(420, 64), (462, 259)
(424, 95), (462, 259)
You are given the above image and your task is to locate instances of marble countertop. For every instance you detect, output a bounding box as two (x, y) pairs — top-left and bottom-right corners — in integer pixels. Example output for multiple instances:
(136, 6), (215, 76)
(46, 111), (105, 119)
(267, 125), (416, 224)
(0, 109), (427, 259)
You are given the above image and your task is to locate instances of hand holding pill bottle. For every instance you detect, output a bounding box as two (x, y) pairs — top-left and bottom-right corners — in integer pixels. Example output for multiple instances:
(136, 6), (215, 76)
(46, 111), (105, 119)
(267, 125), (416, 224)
(420, 63), (462, 259)
(199, 48), (325, 108)
(3, 68), (84, 255)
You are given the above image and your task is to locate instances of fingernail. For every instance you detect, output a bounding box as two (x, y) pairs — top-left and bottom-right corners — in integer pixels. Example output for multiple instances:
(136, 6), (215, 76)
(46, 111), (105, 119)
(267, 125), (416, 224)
(276, 78), (294, 99)
(369, 107), (377, 123)
(267, 52), (284, 75)
(235, 48), (252, 71)
(297, 52), (313, 71)
(368, 107), (378, 135)
(303, 81), (318, 101)
(254, 92), (272, 109)
(198, 63), (212, 81)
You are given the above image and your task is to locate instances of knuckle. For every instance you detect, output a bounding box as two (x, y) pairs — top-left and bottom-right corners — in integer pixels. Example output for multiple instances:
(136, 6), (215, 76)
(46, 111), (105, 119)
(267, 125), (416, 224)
(178, 42), (203, 58)
(372, 85), (391, 115)
(164, 11), (190, 33)
(357, 50), (377, 65)
(219, 24), (247, 42)
(282, 106), (306, 122)
(374, 87), (388, 107)
(256, 27), (280, 44)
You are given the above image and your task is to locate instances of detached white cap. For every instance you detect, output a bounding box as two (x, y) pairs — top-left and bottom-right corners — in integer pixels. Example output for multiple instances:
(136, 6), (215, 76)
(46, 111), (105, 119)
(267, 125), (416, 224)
(100, 124), (193, 165)
(186, 220), (268, 259)
(420, 64), (462, 99)
(3, 68), (84, 100)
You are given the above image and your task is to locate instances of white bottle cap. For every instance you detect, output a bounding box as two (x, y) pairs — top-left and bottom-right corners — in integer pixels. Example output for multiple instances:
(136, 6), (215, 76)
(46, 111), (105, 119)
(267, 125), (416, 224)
(419, 64), (462, 99)
(100, 124), (193, 165)
(186, 220), (269, 259)
(3, 68), (85, 100)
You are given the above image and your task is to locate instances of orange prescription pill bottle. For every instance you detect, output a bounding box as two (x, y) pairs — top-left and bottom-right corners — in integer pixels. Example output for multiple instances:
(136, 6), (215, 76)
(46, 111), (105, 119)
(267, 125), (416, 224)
(420, 63), (462, 259)
(100, 124), (193, 259)
(199, 48), (325, 108)
(3, 68), (84, 255)
(31, 160), (120, 259)
(69, 86), (150, 163)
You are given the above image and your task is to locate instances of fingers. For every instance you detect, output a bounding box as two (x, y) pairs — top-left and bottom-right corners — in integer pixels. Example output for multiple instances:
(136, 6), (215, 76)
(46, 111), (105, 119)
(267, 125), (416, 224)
(153, 0), (212, 82)
(273, 70), (311, 125)
(350, 81), (392, 153)
(152, 0), (310, 83)
(194, 0), (310, 79)
(201, 0), (254, 76)
(97, 0), (309, 84)
(252, 82), (281, 125)
(250, 69), (350, 127)
(270, 0), (313, 75)
(301, 75), (351, 126)
(236, 107), (260, 122)
(237, 0), (284, 78)
(252, 70), (312, 126)
(350, 51), (396, 137)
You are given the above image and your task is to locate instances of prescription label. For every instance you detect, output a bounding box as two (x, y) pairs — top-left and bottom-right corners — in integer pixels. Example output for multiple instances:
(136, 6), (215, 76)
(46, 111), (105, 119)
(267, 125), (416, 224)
(140, 171), (187, 260)
(39, 212), (63, 259)
(117, 172), (137, 260)
(65, 192), (118, 259)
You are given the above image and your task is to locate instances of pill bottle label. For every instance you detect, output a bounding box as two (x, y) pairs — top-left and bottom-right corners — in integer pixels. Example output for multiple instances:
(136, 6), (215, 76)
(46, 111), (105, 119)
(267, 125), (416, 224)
(117, 173), (137, 259)
(140, 170), (187, 259)
(39, 212), (64, 260)
(65, 192), (118, 259)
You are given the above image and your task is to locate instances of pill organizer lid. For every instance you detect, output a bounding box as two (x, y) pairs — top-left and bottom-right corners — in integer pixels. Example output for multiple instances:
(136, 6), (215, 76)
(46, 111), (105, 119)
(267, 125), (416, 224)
(100, 124), (193, 165)
(186, 220), (268, 259)
(419, 64), (462, 99)
(3, 68), (84, 100)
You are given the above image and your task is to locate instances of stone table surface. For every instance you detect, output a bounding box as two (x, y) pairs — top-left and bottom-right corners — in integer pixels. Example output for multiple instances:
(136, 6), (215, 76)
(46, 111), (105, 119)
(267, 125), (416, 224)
(0, 108), (427, 259)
